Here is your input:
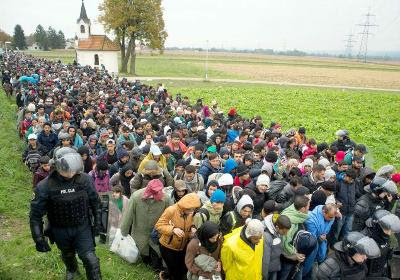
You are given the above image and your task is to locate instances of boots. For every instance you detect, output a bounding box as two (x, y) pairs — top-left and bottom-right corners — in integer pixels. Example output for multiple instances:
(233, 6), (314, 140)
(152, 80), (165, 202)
(81, 251), (102, 280)
(61, 251), (80, 280)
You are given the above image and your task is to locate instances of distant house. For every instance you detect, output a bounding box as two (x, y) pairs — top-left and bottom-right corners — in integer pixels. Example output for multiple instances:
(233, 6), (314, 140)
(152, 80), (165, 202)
(28, 42), (41, 51)
(74, 1), (119, 73)
(65, 39), (75, 49)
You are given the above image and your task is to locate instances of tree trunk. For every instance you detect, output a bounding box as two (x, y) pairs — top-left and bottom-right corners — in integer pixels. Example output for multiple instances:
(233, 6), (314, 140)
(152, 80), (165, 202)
(129, 35), (136, 75)
(120, 29), (127, 73)
(122, 35), (134, 74)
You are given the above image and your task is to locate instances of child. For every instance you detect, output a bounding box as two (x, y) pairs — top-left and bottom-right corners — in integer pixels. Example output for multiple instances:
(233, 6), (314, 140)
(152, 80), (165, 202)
(107, 185), (129, 245)
(33, 156), (51, 188)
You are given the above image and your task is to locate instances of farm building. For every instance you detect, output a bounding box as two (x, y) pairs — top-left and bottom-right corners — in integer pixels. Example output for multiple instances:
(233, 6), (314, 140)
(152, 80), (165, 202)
(74, 0), (119, 73)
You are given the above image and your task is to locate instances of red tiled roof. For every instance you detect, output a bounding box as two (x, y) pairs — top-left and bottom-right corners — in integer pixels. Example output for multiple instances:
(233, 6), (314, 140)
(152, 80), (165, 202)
(77, 35), (120, 51)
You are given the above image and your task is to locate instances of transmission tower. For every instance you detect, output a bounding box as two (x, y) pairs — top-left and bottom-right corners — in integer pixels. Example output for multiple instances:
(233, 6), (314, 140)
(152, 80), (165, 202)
(344, 33), (357, 58)
(357, 11), (378, 63)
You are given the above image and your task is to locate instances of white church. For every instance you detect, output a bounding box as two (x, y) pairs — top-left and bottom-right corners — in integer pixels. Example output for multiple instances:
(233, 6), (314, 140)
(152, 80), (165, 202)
(75, 1), (119, 73)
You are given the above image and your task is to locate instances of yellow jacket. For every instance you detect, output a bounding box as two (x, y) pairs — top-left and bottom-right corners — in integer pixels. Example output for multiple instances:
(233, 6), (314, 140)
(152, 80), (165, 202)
(221, 226), (263, 280)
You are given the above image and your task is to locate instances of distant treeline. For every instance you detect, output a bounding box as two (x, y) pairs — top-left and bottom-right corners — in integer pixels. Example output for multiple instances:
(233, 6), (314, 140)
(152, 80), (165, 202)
(165, 47), (399, 61)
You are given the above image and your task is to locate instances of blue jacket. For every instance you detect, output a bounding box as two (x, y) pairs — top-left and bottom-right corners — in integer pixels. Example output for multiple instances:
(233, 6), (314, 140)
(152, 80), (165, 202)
(303, 205), (334, 276)
(223, 158), (238, 176)
(73, 134), (84, 149)
(37, 130), (59, 153)
(227, 129), (240, 143)
(198, 160), (221, 184)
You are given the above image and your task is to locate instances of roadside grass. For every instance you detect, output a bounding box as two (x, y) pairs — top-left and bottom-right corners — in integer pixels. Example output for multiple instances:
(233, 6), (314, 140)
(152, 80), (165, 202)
(0, 88), (156, 280)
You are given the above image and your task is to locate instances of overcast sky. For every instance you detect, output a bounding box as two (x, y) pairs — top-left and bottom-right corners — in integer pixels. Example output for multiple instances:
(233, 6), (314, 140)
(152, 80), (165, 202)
(1, 0), (399, 52)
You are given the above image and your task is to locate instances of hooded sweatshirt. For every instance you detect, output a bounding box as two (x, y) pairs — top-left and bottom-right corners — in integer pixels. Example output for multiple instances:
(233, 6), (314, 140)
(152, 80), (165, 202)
(223, 159), (238, 176)
(262, 214), (284, 276)
(220, 194), (254, 235)
(281, 204), (308, 257)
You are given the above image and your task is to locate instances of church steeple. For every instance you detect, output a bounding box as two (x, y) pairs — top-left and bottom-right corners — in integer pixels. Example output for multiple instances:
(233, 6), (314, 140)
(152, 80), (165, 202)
(77, 0), (90, 24)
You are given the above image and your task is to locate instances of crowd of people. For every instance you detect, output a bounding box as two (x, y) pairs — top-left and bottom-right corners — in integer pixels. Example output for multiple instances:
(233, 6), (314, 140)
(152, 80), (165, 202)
(2, 51), (400, 280)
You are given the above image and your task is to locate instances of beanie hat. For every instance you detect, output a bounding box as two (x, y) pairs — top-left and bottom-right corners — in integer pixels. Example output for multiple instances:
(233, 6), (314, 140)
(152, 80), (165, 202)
(117, 149), (129, 160)
(303, 158), (314, 168)
(245, 219), (264, 238)
(174, 179), (187, 191)
(265, 151), (278, 163)
(207, 146), (217, 153)
(298, 127), (306, 134)
(131, 147), (143, 157)
(324, 169), (336, 181)
(228, 108), (237, 116)
(218, 173), (234, 187)
(175, 159), (186, 168)
(310, 190), (327, 210)
(256, 174), (270, 186)
(392, 173), (400, 183)
(210, 189), (226, 203)
(336, 151), (346, 162)
(318, 158), (330, 168)
(236, 164), (249, 177)
(40, 155), (50, 164)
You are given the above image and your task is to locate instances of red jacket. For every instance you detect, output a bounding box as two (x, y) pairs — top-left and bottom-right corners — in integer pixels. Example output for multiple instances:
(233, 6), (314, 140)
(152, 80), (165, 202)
(233, 175), (251, 188)
(302, 144), (317, 161)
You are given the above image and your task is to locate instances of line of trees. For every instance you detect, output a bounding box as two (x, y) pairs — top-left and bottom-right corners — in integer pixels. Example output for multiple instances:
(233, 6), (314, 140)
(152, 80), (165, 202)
(34, 25), (66, 50)
(5, 24), (66, 50)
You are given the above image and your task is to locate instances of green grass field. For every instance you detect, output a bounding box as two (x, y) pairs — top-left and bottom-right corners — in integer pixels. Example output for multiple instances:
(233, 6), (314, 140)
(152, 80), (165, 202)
(23, 50), (400, 89)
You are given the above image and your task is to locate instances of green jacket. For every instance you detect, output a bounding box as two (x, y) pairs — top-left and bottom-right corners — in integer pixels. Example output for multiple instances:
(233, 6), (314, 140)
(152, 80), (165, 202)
(281, 204), (309, 257)
(120, 188), (171, 256)
(193, 200), (223, 229)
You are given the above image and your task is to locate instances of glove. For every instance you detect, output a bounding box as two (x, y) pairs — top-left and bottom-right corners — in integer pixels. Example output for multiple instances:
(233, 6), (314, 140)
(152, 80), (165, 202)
(35, 238), (51, 253)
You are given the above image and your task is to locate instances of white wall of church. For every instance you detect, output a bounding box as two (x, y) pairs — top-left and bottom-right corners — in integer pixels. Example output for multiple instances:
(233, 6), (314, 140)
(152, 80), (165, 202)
(76, 50), (119, 73)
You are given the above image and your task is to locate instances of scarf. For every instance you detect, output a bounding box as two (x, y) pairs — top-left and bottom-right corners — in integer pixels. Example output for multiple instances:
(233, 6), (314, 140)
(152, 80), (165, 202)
(142, 179), (164, 201)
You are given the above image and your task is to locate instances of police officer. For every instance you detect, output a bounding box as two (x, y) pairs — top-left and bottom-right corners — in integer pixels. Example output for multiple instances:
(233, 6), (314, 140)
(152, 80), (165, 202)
(362, 209), (400, 277)
(316, 231), (381, 280)
(352, 176), (398, 231)
(29, 147), (102, 280)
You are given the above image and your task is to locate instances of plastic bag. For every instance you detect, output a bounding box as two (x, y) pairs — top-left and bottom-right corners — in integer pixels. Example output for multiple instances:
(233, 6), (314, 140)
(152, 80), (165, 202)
(110, 229), (139, 263)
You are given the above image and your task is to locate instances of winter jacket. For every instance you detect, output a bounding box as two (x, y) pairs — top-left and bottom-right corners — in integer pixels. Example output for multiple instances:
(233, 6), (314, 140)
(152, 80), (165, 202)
(226, 129), (240, 143)
(155, 193), (201, 251)
(247, 182), (268, 216)
(221, 226), (263, 280)
(336, 180), (356, 215)
(88, 170), (111, 193)
(22, 143), (47, 172)
(303, 205), (334, 275)
(198, 160), (221, 184)
(37, 130), (58, 154)
(138, 153), (168, 173)
(185, 237), (222, 279)
(302, 172), (324, 193)
(193, 200), (223, 229)
(275, 183), (296, 211)
(281, 204), (308, 257)
(184, 173), (204, 193)
(72, 134), (84, 149)
(33, 167), (50, 188)
(130, 168), (174, 194)
(120, 188), (170, 256)
(262, 214), (284, 277)
(220, 195), (253, 236)
(331, 138), (356, 152)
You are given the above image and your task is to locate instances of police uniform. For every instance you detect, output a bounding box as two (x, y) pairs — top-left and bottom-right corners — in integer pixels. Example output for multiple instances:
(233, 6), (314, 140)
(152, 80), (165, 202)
(29, 148), (101, 280)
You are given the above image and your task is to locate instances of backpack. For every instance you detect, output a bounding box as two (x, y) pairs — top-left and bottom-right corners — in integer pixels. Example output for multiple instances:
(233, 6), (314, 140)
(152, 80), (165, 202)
(195, 207), (210, 224)
(267, 180), (288, 200)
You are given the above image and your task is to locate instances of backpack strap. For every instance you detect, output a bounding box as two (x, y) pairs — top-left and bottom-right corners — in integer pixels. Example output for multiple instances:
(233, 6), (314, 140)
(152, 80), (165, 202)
(229, 211), (236, 227)
(198, 208), (210, 224)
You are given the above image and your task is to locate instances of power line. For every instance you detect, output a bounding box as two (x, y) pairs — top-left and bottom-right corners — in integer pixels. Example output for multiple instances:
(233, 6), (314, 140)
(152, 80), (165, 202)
(343, 33), (357, 58)
(357, 10), (378, 63)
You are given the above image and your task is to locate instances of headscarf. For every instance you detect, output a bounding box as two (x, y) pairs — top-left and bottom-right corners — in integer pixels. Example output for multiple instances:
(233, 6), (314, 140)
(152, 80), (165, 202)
(120, 163), (134, 196)
(142, 179), (164, 201)
(197, 221), (220, 253)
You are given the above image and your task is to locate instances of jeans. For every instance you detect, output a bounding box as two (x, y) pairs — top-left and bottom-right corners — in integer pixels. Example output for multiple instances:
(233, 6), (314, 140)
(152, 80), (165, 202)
(334, 214), (353, 241)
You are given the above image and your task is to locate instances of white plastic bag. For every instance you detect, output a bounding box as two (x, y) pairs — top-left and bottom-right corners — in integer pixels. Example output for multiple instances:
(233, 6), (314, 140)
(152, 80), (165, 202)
(110, 229), (139, 263)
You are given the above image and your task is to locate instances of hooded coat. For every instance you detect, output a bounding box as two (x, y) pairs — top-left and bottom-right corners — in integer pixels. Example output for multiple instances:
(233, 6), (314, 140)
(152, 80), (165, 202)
(281, 204), (309, 257)
(198, 160), (222, 184)
(220, 195), (253, 235)
(221, 226), (264, 280)
(155, 193), (201, 251)
(223, 159), (238, 176)
(138, 153), (167, 173)
(120, 188), (171, 256)
(262, 214), (284, 277)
